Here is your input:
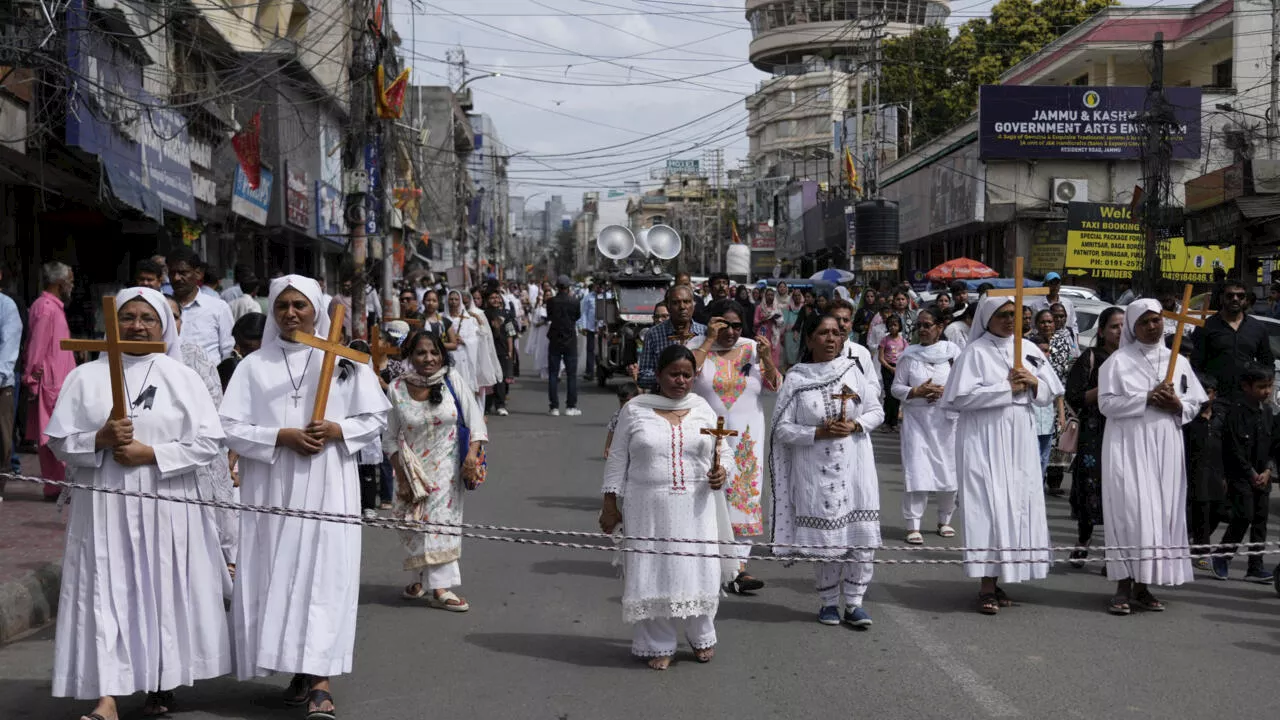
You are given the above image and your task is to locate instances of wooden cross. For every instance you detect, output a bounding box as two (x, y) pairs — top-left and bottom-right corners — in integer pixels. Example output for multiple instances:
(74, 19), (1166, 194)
(832, 385), (861, 422)
(370, 328), (399, 370)
(285, 304), (372, 424)
(60, 295), (167, 420)
(384, 317), (424, 329)
(1161, 283), (1207, 384)
(987, 257), (1050, 369)
(700, 416), (738, 472)
(668, 328), (696, 344)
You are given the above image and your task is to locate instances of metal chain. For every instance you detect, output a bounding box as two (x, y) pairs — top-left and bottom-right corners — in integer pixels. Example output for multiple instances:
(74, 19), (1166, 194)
(7, 471), (1275, 564)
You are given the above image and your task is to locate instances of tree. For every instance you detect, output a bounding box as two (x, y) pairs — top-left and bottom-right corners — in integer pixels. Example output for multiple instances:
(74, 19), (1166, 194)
(880, 0), (1117, 149)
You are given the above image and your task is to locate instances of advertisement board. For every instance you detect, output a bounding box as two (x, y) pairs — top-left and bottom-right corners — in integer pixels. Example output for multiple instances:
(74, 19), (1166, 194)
(666, 158), (699, 175)
(1029, 221), (1067, 276)
(750, 221), (775, 250)
(979, 86), (1201, 160)
(860, 255), (900, 272)
(1064, 202), (1231, 281)
(286, 164), (310, 229)
(232, 166), (272, 226)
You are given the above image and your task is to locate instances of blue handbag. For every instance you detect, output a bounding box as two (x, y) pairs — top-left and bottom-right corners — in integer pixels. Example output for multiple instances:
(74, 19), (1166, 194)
(444, 376), (486, 489)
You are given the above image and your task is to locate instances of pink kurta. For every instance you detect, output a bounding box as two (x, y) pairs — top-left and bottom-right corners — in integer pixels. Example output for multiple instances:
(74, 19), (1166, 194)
(23, 291), (75, 494)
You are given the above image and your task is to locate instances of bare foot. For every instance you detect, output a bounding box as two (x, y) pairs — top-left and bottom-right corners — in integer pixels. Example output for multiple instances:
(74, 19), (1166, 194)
(694, 646), (716, 663)
(80, 695), (117, 720)
(647, 656), (672, 670)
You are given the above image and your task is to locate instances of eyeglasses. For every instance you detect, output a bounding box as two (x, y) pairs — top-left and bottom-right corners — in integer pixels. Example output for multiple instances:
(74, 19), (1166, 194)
(1225, 292), (1248, 299)
(400, 296), (415, 303)
(119, 313), (161, 328)
(916, 322), (937, 330)
(722, 322), (743, 331)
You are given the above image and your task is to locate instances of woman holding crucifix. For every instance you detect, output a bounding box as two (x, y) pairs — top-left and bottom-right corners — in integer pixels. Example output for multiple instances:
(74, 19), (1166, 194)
(46, 287), (230, 720)
(220, 276), (389, 719)
(600, 345), (735, 670)
(1096, 299), (1206, 615)
(770, 315), (884, 629)
(941, 296), (1063, 615)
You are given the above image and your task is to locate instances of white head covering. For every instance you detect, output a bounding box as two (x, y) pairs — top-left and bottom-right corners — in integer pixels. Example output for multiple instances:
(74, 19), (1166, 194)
(1122, 298), (1163, 347)
(114, 286), (183, 361)
(261, 274), (330, 351)
(968, 295), (1016, 344)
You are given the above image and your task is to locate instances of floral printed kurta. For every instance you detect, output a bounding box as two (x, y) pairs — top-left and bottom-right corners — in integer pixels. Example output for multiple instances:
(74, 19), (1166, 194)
(383, 374), (488, 571)
(687, 337), (774, 536)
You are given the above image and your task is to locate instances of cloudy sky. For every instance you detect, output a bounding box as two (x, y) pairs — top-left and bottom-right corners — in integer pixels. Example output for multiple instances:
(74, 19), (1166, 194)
(398, 0), (1001, 215)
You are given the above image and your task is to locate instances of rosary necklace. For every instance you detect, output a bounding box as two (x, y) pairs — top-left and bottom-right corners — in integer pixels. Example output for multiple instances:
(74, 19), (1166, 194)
(282, 348), (315, 408)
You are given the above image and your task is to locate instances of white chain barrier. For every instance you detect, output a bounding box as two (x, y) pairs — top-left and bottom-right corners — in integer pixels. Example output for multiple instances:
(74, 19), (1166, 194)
(7, 471), (1275, 566)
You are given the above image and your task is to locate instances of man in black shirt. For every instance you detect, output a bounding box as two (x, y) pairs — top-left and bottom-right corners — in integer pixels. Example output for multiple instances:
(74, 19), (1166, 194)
(1213, 363), (1279, 582)
(1190, 279), (1275, 399)
(546, 275), (582, 416)
(692, 272), (729, 325)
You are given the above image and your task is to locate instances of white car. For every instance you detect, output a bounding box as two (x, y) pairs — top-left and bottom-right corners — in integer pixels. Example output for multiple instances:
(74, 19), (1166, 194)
(1059, 285), (1101, 301)
(1072, 299), (1121, 348)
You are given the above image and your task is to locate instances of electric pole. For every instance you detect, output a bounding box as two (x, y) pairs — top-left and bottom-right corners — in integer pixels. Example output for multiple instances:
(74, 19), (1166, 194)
(1139, 32), (1174, 295)
(346, 0), (377, 341)
(1271, 0), (1279, 159)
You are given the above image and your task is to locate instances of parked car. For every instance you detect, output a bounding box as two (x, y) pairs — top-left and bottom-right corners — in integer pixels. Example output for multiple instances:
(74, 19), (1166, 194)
(1059, 285), (1101, 301)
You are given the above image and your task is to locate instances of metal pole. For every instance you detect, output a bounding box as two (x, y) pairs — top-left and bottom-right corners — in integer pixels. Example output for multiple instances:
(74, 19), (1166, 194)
(1271, 0), (1279, 159)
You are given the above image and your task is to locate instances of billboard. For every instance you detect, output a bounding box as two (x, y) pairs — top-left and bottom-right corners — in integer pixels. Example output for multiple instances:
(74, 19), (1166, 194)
(979, 86), (1201, 160)
(1064, 202), (1231, 282)
(666, 158), (700, 175)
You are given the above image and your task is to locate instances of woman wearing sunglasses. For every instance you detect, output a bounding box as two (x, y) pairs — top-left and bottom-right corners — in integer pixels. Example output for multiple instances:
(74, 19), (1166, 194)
(688, 299), (781, 595)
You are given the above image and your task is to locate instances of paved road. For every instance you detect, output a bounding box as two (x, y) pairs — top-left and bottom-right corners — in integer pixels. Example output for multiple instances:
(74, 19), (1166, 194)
(4, 362), (1280, 720)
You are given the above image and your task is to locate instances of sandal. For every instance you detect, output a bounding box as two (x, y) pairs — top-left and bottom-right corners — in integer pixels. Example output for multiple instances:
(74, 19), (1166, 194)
(1108, 594), (1131, 616)
(994, 587), (1017, 607)
(79, 714), (112, 720)
(1132, 590), (1165, 612)
(284, 673), (311, 707)
(693, 645), (715, 663)
(937, 524), (956, 538)
(306, 688), (337, 720)
(978, 592), (999, 615)
(428, 589), (470, 612)
(724, 572), (765, 594)
(402, 583), (427, 600)
(142, 691), (173, 716)
(905, 530), (924, 545)
(646, 656), (672, 671)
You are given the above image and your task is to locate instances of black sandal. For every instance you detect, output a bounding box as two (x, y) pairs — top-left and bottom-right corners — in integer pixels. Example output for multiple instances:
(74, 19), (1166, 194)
(142, 691), (173, 716)
(1108, 594), (1131, 616)
(978, 592), (999, 615)
(1132, 589), (1165, 612)
(724, 572), (765, 594)
(306, 689), (337, 720)
(994, 587), (1017, 607)
(284, 674), (311, 707)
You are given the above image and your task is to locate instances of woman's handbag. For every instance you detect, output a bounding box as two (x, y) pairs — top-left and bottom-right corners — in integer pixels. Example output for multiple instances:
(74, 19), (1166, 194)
(1056, 415), (1079, 453)
(444, 376), (487, 490)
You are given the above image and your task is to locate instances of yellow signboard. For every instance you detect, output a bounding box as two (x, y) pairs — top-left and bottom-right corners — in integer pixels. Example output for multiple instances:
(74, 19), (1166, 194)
(1065, 203), (1233, 282)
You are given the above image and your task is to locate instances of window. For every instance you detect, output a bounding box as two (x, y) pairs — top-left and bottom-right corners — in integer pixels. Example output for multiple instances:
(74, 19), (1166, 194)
(1072, 73), (1089, 86)
(1213, 59), (1232, 89)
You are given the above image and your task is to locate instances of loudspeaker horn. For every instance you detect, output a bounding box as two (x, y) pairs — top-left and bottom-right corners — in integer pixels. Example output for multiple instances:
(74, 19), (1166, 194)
(596, 225), (635, 260)
(646, 224), (682, 260)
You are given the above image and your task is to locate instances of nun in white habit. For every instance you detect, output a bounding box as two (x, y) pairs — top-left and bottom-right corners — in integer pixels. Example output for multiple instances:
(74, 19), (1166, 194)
(1097, 299), (1205, 615)
(220, 275), (390, 718)
(941, 295), (1063, 615)
(46, 287), (230, 720)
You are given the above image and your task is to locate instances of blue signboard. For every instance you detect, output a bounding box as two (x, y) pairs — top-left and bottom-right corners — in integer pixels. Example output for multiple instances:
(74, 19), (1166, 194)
(979, 85), (1202, 160)
(364, 139), (381, 235)
(231, 166), (272, 226)
(65, 0), (194, 222)
(316, 181), (347, 244)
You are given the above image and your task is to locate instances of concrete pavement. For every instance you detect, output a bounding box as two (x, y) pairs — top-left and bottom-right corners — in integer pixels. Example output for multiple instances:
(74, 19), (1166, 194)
(3, 364), (1280, 719)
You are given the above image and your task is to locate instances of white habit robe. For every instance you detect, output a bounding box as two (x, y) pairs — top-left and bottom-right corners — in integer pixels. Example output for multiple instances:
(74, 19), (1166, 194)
(46, 315), (230, 698)
(221, 275), (390, 680)
(890, 341), (960, 493)
(941, 297), (1063, 582)
(1098, 299), (1205, 585)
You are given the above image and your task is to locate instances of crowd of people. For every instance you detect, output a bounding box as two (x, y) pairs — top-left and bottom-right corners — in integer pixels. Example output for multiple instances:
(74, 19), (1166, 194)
(15, 249), (1280, 717)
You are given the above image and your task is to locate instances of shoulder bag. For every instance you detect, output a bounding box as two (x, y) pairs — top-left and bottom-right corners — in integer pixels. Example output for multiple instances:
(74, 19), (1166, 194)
(444, 375), (487, 490)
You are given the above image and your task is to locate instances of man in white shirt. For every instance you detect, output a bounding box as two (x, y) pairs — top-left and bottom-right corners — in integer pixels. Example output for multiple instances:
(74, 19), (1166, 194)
(220, 264), (253, 304)
(168, 247), (235, 360)
(228, 277), (263, 321)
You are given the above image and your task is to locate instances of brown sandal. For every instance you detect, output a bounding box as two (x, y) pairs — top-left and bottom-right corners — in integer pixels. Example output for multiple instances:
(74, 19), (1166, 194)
(978, 592), (999, 615)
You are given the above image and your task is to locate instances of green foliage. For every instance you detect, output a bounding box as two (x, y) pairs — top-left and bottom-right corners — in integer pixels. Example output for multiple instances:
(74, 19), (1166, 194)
(880, 0), (1117, 148)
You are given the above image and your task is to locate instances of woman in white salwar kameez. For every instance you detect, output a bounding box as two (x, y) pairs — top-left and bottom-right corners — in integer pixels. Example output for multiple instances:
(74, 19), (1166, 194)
(1098, 299), (1206, 615)
(220, 275), (390, 720)
(687, 299), (781, 594)
(460, 289), (503, 397)
(600, 345), (735, 671)
(890, 307), (960, 546)
(386, 329), (487, 611)
(47, 287), (229, 720)
(771, 315), (884, 628)
(525, 297), (551, 379)
(941, 296), (1063, 615)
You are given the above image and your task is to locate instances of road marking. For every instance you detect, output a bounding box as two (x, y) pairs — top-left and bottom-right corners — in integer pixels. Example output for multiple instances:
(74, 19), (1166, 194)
(877, 590), (1022, 718)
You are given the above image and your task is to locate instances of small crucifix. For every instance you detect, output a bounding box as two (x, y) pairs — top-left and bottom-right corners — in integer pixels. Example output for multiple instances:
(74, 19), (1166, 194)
(987, 257), (1050, 369)
(832, 385), (861, 422)
(60, 295), (167, 420)
(285, 304), (372, 424)
(1161, 283), (1207, 384)
(700, 416), (738, 472)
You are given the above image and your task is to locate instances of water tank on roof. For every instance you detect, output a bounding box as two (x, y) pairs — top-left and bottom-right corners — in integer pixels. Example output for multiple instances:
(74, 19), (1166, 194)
(725, 244), (751, 277)
(855, 199), (900, 255)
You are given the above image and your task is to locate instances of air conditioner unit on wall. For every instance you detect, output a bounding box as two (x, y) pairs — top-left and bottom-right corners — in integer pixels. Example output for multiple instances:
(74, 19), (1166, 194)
(1051, 178), (1088, 205)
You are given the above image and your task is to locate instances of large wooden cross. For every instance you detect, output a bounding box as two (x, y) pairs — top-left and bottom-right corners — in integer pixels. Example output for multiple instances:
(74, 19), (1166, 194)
(370, 329), (399, 370)
(60, 295), (167, 420)
(700, 416), (738, 472)
(987, 257), (1050, 369)
(832, 385), (861, 422)
(286, 304), (371, 424)
(1161, 283), (1207, 384)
